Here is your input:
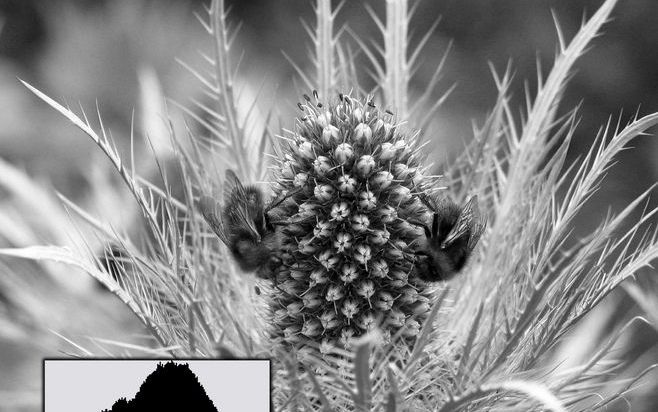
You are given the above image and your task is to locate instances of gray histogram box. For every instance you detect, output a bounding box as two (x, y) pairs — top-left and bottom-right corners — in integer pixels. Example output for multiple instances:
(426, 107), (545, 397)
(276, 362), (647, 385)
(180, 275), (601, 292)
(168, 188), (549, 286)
(43, 359), (270, 412)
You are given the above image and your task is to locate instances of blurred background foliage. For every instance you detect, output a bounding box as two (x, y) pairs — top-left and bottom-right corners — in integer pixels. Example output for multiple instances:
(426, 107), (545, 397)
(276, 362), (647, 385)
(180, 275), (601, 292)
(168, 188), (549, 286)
(2, 0), (656, 220)
(0, 0), (656, 410)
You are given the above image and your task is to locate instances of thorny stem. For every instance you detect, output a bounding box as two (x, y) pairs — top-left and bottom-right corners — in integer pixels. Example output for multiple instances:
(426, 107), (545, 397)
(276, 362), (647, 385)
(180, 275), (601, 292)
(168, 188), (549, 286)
(492, 0), (617, 239)
(316, 0), (334, 100)
(211, 0), (250, 179)
(384, 0), (408, 118)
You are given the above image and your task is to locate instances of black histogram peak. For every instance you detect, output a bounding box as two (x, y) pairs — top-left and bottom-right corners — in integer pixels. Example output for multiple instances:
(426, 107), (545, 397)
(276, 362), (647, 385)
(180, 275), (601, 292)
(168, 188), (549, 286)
(100, 362), (219, 412)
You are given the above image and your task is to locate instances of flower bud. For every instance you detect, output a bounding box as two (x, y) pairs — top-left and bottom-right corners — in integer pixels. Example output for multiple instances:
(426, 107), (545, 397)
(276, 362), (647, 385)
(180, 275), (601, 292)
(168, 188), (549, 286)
(356, 280), (375, 299)
(320, 339), (333, 355)
(371, 259), (389, 278)
(340, 264), (359, 283)
(298, 236), (316, 254)
(330, 202), (350, 221)
(390, 279), (407, 288)
(325, 285), (344, 302)
(298, 141), (315, 159)
(303, 292), (322, 309)
(373, 118), (386, 133)
(413, 301), (431, 315)
(287, 302), (303, 317)
(391, 270), (409, 284)
(284, 326), (301, 343)
(313, 156), (332, 176)
(309, 268), (328, 285)
(298, 202), (319, 217)
(387, 310), (406, 327)
(333, 232), (352, 252)
(358, 190), (377, 210)
(369, 229), (390, 246)
(320, 312), (340, 332)
(282, 161), (295, 179)
(280, 280), (301, 295)
(379, 142), (398, 161)
(316, 111), (331, 128)
(341, 299), (359, 320)
(358, 312), (376, 331)
(354, 244), (372, 265)
(351, 214), (370, 232)
(353, 108), (363, 122)
(314, 184), (335, 201)
(356, 155), (376, 176)
(393, 163), (413, 179)
(383, 122), (394, 137)
(391, 185), (412, 202)
(371, 171), (394, 189)
(378, 205), (397, 223)
(338, 174), (357, 193)
(313, 220), (333, 238)
(321, 125), (340, 144)
(404, 319), (421, 337)
(340, 328), (357, 349)
(334, 143), (354, 164)
(293, 172), (309, 188)
(399, 286), (418, 304)
(274, 309), (288, 322)
(317, 250), (339, 270)
(375, 292), (395, 311)
(354, 123), (372, 143)
(302, 319), (322, 337)
(290, 267), (307, 280)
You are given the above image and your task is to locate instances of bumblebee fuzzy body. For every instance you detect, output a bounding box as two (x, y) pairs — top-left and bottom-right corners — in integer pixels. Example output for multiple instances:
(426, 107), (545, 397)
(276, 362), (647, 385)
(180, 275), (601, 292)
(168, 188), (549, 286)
(199, 170), (282, 279)
(414, 196), (485, 282)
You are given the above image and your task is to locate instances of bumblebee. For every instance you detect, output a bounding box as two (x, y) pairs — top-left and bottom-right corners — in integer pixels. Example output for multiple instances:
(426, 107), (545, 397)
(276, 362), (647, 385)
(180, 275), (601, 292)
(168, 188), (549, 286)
(199, 170), (291, 279)
(413, 195), (486, 282)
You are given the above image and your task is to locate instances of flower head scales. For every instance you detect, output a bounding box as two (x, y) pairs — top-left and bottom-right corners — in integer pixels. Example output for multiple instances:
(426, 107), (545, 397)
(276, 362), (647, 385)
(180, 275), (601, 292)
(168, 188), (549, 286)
(267, 94), (437, 349)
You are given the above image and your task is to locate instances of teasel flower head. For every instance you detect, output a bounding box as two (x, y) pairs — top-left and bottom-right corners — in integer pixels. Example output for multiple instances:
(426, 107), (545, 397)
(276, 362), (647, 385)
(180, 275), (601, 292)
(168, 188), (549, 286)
(267, 93), (436, 350)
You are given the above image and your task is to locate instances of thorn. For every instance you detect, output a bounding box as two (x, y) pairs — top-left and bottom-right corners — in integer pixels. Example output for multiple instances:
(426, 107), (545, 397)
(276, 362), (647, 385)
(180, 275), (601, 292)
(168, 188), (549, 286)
(385, 109), (393, 115)
(303, 94), (311, 102)
(312, 89), (319, 100)
(368, 100), (375, 108)
(297, 102), (304, 111)
(338, 93), (344, 101)
(317, 102), (323, 108)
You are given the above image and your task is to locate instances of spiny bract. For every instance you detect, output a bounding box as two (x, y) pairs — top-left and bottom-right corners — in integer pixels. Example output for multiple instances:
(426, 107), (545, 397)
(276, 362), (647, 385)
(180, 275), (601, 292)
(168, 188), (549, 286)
(266, 93), (439, 351)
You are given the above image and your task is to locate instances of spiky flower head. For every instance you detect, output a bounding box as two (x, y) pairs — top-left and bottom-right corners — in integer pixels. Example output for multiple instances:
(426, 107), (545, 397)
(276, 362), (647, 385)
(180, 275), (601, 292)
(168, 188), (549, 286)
(268, 93), (436, 350)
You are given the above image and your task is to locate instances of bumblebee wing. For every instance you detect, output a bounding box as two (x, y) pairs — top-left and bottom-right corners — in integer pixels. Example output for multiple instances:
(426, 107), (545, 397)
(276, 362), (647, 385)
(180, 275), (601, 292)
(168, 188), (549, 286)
(224, 169), (247, 201)
(198, 196), (229, 244)
(467, 215), (486, 251)
(225, 169), (266, 221)
(225, 199), (262, 240)
(443, 196), (482, 248)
